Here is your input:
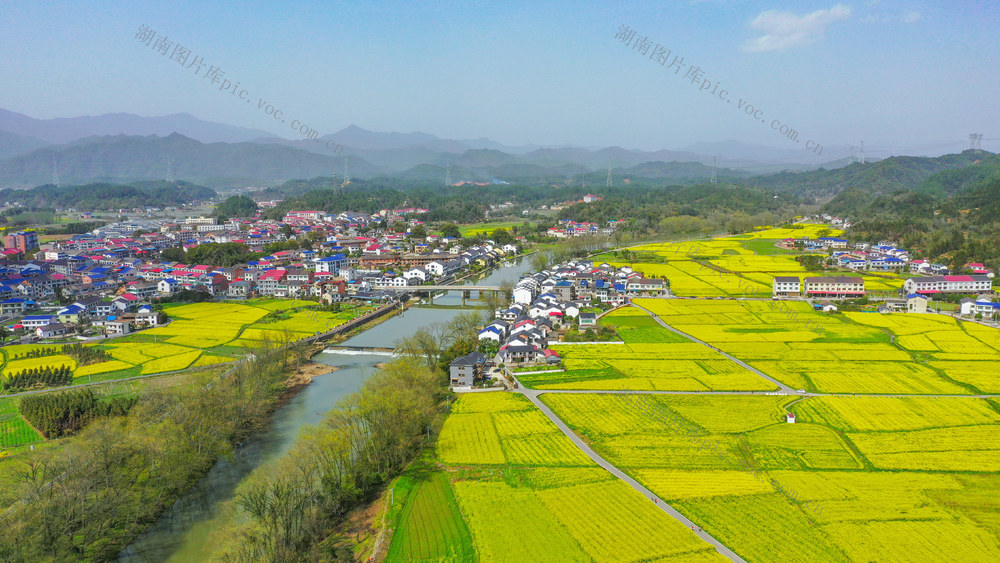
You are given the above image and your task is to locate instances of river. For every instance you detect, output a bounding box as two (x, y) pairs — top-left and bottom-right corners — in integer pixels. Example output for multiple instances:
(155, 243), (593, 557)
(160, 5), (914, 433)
(118, 257), (534, 561)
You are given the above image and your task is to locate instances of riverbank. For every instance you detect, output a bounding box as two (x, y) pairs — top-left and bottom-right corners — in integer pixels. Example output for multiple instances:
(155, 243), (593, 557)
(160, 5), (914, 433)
(116, 256), (536, 560)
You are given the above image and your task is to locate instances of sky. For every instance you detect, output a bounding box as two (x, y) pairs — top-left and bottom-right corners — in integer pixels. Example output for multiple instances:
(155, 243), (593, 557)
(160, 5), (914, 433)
(1, 0), (998, 160)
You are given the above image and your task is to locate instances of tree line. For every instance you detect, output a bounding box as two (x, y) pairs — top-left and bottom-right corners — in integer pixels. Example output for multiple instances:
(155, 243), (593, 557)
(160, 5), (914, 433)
(19, 388), (135, 439)
(205, 313), (483, 560)
(61, 343), (112, 365)
(0, 334), (300, 561)
(3, 365), (73, 393)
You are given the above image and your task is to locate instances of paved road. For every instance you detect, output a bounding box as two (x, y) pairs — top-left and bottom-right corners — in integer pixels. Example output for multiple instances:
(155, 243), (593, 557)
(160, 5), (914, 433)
(512, 381), (746, 562)
(529, 388), (1000, 399)
(632, 302), (795, 393)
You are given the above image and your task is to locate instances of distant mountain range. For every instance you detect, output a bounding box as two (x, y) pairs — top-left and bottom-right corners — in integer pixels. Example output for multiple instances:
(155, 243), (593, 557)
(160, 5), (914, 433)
(0, 108), (860, 188)
(1, 108), (993, 194)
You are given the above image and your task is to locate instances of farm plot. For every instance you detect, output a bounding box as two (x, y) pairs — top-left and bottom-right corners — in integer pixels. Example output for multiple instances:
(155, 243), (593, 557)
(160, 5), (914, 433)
(530, 328), (775, 391)
(745, 423), (862, 470)
(385, 471), (474, 562)
(138, 350), (203, 375)
(792, 396), (1000, 431)
(636, 299), (979, 394)
(535, 480), (723, 561)
(0, 398), (41, 449)
(452, 481), (590, 562)
(437, 393), (592, 466)
(673, 493), (852, 562)
(2, 355), (77, 378)
(848, 425), (1000, 472)
(542, 391), (1000, 563)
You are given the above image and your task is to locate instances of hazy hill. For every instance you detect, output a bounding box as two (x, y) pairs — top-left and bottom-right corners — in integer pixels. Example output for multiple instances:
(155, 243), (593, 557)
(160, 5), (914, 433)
(0, 134), (383, 188)
(0, 180), (215, 210)
(0, 108), (278, 144)
(745, 150), (995, 198)
(0, 130), (49, 160)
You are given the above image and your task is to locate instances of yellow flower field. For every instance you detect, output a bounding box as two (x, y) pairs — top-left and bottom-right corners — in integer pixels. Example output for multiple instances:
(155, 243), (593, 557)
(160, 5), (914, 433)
(73, 360), (134, 377)
(3, 355), (77, 377)
(633, 469), (774, 500)
(138, 350), (203, 375)
(746, 423), (863, 470)
(848, 425), (1000, 471)
(793, 396), (1000, 431)
(535, 480), (722, 561)
(436, 412), (506, 465)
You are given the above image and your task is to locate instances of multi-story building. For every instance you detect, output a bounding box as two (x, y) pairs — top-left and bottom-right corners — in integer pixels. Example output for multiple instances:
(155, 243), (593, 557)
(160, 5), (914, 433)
(803, 276), (865, 298)
(772, 276), (801, 297)
(4, 231), (39, 253)
(903, 275), (993, 295)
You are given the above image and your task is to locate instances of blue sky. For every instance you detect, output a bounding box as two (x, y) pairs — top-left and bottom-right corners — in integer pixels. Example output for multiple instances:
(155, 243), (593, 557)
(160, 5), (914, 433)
(1, 1), (998, 158)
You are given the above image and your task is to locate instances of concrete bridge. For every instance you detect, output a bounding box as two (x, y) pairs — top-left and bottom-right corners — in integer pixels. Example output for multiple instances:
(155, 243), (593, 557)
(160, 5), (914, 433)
(378, 285), (503, 292)
(378, 284), (507, 305)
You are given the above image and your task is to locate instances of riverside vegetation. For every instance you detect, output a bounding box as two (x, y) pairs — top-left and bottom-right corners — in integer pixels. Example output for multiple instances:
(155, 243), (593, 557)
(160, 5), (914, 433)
(0, 335), (303, 561)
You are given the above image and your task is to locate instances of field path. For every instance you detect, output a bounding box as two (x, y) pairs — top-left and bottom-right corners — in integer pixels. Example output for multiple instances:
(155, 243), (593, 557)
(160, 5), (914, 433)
(514, 383), (747, 563)
(632, 302), (795, 393)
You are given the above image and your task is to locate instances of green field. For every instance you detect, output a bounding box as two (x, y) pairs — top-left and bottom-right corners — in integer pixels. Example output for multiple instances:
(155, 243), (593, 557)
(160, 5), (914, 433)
(385, 462), (474, 562)
(0, 398), (42, 450)
(387, 392), (723, 562)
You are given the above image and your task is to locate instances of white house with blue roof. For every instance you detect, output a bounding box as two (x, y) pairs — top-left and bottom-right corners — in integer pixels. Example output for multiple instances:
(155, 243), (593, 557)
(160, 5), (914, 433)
(313, 254), (347, 275)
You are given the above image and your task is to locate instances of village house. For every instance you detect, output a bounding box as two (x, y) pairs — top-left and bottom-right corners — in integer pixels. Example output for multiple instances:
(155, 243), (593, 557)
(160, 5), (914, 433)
(448, 351), (488, 387)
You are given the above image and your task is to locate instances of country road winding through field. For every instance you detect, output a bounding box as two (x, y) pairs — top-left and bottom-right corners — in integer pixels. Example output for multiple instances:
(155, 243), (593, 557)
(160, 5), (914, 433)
(514, 384), (748, 562)
(631, 303), (795, 393)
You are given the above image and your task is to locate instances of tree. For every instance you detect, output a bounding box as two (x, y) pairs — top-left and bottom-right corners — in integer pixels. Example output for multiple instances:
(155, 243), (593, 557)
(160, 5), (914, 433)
(409, 225), (427, 240)
(440, 223), (461, 239)
(490, 228), (514, 245)
(213, 195), (259, 220)
(160, 246), (185, 262)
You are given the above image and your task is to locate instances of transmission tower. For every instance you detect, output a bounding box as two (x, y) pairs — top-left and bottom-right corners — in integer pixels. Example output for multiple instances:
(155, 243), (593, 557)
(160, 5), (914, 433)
(859, 141), (866, 164)
(710, 156), (718, 184)
(606, 161), (612, 188)
(165, 157), (175, 183)
(445, 165), (451, 187)
(52, 156), (59, 187)
(342, 157), (350, 186)
(969, 133), (983, 151)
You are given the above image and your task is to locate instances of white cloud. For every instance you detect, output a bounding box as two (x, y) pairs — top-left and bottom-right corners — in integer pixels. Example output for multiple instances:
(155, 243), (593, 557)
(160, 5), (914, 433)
(902, 10), (921, 23)
(742, 4), (853, 52)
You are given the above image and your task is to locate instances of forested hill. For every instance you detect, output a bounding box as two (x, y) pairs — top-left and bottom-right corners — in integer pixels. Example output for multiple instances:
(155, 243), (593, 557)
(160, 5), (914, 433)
(0, 181), (215, 210)
(743, 150), (998, 198)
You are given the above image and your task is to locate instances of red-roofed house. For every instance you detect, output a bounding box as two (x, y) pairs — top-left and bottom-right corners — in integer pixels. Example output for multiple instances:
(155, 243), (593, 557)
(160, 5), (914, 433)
(257, 269), (287, 295)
